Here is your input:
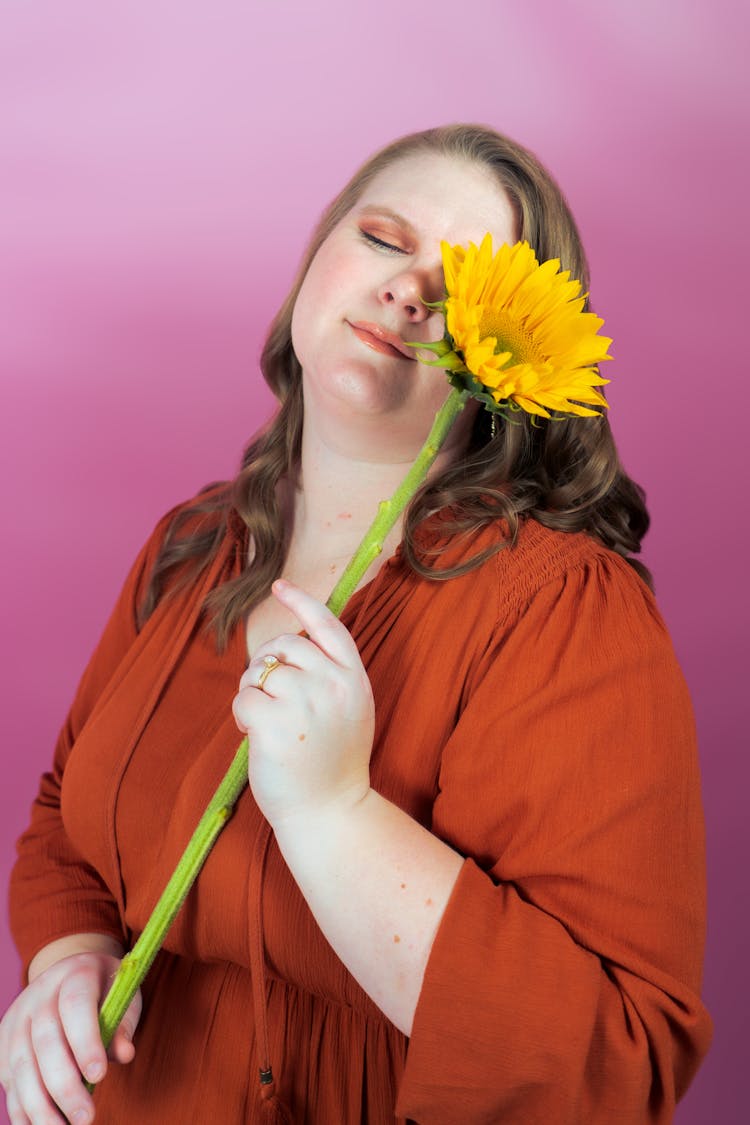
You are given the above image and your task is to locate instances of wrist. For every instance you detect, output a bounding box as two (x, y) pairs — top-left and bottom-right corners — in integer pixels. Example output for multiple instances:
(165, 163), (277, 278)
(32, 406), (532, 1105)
(271, 784), (375, 853)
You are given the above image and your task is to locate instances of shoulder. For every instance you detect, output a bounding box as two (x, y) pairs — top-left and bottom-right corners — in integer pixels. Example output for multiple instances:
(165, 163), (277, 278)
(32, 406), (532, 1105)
(445, 516), (677, 677)
(492, 517), (654, 618)
(451, 520), (697, 791)
(426, 513), (658, 628)
(474, 518), (685, 696)
(400, 514), (673, 694)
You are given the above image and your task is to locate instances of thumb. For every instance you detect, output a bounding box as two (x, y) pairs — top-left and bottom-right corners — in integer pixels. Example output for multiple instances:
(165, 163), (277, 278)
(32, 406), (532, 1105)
(107, 989), (142, 1065)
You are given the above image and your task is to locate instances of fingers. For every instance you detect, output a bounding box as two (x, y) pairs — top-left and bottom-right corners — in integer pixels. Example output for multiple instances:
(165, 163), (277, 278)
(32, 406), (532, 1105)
(239, 580), (362, 691)
(271, 580), (360, 666)
(109, 1029), (135, 1066)
(0, 953), (141, 1125)
(239, 635), (326, 703)
(239, 632), (336, 708)
(106, 988), (141, 1067)
(237, 661), (295, 703)
(8, 1035), (70, 1124)
(57, 959), (110, 1085)
(5, 1086), (32, 1124)
(236, 585), (371, 717)
(239, 635), (312, 683)
(29, 1013), (90, 1123)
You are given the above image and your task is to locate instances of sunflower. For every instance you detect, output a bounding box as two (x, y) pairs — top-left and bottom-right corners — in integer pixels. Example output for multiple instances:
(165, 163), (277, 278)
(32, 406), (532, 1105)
(414, 235), (612, 420)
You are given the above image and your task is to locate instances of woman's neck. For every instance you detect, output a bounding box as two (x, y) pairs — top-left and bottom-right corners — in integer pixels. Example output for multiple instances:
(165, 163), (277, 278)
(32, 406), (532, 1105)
(286, 401), (474, 560)
(285, 437), (412, 573)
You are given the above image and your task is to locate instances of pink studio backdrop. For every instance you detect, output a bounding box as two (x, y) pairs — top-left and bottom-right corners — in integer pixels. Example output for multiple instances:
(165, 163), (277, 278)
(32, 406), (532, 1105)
(1, 2), (746, 1121)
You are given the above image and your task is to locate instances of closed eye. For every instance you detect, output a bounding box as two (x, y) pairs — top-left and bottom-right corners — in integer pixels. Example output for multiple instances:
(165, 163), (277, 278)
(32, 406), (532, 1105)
(359, 230), (407, 254)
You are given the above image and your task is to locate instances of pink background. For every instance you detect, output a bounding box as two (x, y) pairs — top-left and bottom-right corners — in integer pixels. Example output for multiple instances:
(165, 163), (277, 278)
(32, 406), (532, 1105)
(1, 2), (746, 1120)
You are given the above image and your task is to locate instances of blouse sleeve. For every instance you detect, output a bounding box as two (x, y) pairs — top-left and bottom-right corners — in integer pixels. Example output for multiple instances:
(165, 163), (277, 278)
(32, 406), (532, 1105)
(8, 510), (175, 981)
(396, 550), (712, 1124)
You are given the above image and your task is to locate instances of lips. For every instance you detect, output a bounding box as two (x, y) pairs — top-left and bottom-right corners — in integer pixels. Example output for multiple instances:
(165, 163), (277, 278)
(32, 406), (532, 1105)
(349, 321), (416, 361)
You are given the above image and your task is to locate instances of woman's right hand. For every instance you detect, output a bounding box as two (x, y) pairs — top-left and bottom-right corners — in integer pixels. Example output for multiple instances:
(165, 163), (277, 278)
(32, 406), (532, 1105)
(0, 950), (141, 1124)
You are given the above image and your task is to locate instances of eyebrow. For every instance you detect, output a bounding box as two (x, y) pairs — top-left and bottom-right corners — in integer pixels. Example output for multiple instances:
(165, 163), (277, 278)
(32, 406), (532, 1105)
(355, 205), (418, 238)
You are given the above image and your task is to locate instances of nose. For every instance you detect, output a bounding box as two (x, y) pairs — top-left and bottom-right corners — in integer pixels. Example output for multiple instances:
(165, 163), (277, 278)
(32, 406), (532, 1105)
(377, 265), (443, 323)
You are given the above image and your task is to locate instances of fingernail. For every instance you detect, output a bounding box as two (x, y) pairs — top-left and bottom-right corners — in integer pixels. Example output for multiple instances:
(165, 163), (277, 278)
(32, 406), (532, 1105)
(72, 1109), (92, 1124)
(86, 1062), (104, 1082)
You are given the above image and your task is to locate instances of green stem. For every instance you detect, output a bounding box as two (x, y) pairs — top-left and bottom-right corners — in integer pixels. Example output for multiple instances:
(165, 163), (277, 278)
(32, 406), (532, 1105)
(326, 389), (468, 615)
(94, 740), (249, 1055)
(91, 386), (468, 1077)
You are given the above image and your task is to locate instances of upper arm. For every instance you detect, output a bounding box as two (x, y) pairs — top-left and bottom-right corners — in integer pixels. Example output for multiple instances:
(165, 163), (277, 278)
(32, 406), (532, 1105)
(397, 552), (711, 1123)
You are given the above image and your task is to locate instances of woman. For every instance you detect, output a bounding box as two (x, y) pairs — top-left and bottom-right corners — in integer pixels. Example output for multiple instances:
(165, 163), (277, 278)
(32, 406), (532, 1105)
(2, 124), (711, 1124)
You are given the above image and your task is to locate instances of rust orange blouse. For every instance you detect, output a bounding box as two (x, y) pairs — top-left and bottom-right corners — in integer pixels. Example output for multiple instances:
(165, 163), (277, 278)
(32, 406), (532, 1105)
(9, 499), (712, 1123)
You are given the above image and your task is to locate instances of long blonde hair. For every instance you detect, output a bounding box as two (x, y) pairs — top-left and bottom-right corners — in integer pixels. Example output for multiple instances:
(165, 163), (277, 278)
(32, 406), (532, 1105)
(140, 124), (650, 648)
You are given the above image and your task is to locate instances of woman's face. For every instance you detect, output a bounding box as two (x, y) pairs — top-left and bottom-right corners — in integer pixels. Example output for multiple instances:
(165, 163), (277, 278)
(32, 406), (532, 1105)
(291, 152), (518, 461)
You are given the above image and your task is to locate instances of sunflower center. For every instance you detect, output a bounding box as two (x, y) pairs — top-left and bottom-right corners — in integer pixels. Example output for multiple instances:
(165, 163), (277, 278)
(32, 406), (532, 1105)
(479, 308), (544, 367)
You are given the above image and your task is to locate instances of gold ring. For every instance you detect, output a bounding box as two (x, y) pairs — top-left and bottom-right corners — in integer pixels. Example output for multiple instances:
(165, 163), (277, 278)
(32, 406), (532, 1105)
(257, 655), (282, 692)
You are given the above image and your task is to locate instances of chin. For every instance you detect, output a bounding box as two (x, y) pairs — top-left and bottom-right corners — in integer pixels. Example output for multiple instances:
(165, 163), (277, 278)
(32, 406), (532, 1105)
(305, 362), (405, 415)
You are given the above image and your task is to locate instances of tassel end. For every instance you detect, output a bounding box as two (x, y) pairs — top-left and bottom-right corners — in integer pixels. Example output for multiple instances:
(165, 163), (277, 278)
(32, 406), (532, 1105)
(259, 1067), (293, 1124)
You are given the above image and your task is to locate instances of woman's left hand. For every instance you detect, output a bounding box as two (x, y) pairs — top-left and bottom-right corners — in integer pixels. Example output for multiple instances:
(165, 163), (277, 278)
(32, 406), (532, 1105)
(232, 579), (375, 828)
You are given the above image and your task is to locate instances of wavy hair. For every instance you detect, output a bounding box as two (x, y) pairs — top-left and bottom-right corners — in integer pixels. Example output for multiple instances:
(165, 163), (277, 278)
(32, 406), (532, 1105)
(139, 124), (651, 650)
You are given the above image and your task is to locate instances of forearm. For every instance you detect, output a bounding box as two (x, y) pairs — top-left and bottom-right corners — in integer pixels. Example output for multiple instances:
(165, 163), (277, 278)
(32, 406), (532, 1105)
(28, 933), (125, 982)
(272, 788), (464, 1036)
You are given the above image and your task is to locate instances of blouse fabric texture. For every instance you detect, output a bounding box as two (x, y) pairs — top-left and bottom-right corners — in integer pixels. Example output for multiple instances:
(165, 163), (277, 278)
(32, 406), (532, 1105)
(9, 498), (712, 1124)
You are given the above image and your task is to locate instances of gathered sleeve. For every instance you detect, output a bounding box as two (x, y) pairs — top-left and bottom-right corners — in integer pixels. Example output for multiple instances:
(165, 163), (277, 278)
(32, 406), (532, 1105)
(397, 550), (712, 1124)
(8, 511), (175, 981)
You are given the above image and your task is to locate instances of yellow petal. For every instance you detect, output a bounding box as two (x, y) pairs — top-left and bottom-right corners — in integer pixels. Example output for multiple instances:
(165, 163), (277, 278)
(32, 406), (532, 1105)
(433, 236), (613, 421)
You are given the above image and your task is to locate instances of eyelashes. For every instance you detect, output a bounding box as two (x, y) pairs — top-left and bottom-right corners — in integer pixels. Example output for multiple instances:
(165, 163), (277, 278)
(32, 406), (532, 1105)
(359, 230), (407, 255)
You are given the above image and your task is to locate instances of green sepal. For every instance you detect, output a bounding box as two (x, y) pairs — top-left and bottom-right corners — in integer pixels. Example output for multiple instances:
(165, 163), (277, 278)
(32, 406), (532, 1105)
(418, 296), (447, 312)
(444, 371), (531, 426)
(404, 337), (454, 358)
(419, 355), (467, 373)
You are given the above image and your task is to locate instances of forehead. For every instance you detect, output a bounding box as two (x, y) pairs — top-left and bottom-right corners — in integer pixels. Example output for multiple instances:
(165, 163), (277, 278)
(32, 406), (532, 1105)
(353, 151), (518, 249)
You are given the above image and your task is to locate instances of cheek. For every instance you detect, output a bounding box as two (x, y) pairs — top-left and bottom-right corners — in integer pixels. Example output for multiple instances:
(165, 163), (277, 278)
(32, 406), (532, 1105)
(289, 293), (308, 362)
(291, 254), (346, 359)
